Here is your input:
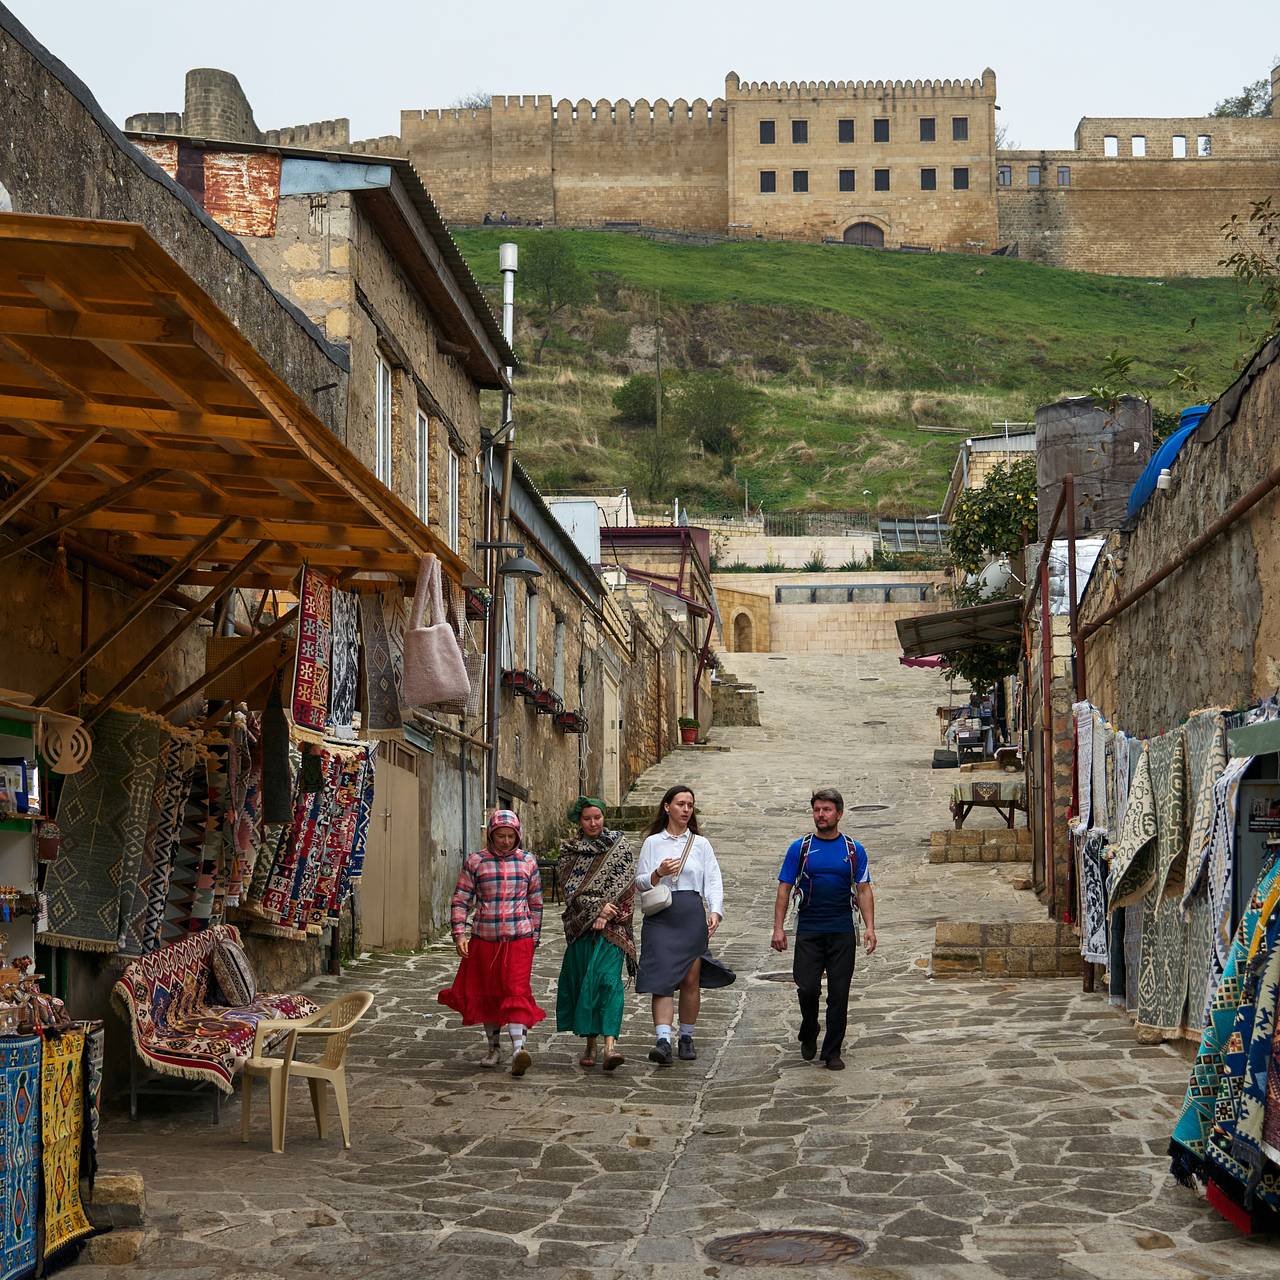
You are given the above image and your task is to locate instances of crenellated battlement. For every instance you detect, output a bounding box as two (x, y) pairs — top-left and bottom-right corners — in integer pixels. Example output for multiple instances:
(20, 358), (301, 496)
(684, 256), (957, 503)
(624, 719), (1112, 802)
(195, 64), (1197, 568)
(403, 94), (726, 136)
(724, 69), (996, 99)
(263, 118), (351, 147)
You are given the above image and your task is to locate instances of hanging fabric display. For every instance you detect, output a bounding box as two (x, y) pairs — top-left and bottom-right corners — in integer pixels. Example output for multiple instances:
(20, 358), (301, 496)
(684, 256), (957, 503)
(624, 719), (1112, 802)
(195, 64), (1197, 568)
(259, 675), (293, 824)
(1071, 701), (1093, 835)
(328, 587), (359, 738)
(1107, 743), (1158, 911)
(1080, 831), (1110, 964)
(358, 591), (405, 738)
(287, 565), (334, 744)
(40, 1030), (93, 1265)
(0, 1034), (40, 1280)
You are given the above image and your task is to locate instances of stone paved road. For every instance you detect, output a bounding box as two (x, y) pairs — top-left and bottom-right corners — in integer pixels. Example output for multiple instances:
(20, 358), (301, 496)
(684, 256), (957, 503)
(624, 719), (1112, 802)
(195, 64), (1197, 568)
(85, 654), (1279, 1279)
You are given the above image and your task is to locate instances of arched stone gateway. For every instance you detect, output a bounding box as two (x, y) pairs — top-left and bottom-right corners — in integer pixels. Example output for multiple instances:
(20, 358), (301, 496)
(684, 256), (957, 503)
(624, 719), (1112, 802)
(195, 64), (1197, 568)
(733, 611), (754, 652)
(843, 222), (885, 248)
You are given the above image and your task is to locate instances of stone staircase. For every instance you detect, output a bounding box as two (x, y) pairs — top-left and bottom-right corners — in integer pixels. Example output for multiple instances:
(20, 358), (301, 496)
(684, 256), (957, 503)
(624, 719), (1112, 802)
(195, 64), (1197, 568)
(711, 667), (760, 728)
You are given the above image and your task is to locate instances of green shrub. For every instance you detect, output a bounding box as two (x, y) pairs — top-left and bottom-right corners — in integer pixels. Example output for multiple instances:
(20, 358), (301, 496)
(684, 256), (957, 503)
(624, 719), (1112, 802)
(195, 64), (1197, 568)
(801, 548), (828, 572)
(612, 373), (658, 425)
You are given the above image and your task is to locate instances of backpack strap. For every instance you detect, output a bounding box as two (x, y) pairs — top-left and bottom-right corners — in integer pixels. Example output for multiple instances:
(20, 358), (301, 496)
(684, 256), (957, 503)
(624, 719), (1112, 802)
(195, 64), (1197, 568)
(791, 833), (814, 908)
(843, 834), (865, 923)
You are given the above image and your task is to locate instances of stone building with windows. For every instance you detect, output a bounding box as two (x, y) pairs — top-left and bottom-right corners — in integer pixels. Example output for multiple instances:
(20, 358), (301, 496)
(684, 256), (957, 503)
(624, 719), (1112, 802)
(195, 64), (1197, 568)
(128, 61), (1279, 277)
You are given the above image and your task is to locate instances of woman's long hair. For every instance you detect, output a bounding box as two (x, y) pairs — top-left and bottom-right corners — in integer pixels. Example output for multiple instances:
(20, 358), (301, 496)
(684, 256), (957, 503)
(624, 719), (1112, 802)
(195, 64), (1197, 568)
(643, 785), (700, 838)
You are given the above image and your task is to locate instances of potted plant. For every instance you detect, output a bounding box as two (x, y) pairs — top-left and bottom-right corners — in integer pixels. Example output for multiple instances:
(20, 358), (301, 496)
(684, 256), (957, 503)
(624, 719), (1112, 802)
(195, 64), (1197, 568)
(678, 716), (699, 745)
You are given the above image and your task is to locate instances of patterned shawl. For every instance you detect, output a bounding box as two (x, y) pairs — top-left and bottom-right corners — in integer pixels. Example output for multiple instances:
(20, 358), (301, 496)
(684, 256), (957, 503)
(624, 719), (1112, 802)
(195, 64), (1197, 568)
(559, 830), (637, 975)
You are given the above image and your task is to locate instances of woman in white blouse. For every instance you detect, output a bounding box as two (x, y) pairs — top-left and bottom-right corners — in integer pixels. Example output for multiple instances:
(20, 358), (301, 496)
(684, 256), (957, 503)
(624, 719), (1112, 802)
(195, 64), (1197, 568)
(634, 785), (735, 1066)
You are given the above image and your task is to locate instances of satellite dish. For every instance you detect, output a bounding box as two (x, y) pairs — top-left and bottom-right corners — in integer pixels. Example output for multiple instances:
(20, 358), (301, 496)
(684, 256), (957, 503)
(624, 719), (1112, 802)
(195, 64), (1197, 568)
(977, 560), (1012, 600)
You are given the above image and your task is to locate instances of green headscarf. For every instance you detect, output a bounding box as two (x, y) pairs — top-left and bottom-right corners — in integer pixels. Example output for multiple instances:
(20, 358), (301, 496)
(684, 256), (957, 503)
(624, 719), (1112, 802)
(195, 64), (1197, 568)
(567, 795), (606, 825)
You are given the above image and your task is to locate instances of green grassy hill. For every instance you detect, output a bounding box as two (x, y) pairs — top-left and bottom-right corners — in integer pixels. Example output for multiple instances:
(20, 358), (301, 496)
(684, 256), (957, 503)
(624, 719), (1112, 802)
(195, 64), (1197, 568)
(454, 229), (1254, 514)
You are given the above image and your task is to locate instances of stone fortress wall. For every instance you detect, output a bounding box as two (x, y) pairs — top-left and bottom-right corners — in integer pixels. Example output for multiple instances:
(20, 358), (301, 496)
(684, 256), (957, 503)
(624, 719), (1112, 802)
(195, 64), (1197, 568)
(126, 65), (1280, 278)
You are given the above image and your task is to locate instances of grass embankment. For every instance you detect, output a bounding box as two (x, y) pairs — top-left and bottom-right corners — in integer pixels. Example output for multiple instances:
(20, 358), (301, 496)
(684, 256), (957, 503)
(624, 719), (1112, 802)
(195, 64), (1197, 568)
(454, 229), (1253, 514)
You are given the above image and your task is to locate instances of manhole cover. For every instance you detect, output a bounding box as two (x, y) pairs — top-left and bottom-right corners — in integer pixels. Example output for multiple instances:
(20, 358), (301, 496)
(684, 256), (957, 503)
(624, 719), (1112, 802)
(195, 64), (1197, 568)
(706, 1230), (867, 1266)
(756, 971), (795, 983)
(850, 803), (889, 812)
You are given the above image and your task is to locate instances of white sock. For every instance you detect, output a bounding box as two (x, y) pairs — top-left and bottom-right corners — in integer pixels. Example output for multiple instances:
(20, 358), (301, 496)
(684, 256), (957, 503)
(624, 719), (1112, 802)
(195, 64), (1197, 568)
(655, 1023), (672, 1042)
(679, 1023), (696, 1038)
(508, 1023), (527, 1052)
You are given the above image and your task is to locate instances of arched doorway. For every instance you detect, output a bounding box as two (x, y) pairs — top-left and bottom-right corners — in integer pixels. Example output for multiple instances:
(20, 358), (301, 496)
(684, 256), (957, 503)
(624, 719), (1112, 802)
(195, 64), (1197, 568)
(733, 612), (754, 652)
(843, 222), (885, 248)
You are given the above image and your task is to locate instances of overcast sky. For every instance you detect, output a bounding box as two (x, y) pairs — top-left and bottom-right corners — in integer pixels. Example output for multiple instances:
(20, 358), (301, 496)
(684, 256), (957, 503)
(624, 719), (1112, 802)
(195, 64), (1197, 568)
(11, 0), (1275, 151)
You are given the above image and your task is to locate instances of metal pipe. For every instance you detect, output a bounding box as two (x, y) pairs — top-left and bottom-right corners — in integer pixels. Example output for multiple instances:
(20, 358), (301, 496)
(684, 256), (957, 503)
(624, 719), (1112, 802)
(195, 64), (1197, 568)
(1040, 556), (1057, 920)
(1080, 455), (1280, 641)
(1064, 475), (1086, 703)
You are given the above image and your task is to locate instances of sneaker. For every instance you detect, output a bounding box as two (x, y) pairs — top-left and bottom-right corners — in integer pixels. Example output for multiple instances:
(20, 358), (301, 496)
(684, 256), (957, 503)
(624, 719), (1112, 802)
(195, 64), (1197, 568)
(511, 1048), (532, 1077)
(824, 1054), (846, 1071)
(800, 1038), (818, 1062)
(677, 1035), (697, 1061)
(648, 1037), (673, 1066)
(480, 1045), (501, 1069)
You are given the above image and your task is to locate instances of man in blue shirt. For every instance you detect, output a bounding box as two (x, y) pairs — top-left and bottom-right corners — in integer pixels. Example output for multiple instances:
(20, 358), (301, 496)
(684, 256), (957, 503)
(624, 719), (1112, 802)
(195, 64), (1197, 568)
(771, 788), (877, 1070)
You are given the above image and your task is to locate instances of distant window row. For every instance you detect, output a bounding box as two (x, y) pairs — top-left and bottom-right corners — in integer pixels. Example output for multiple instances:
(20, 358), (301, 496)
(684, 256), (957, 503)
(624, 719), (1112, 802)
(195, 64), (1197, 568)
(759, 116), (969, 145)
(1101, 133), (1211, 158)
(997, 165), (1071, 187)
(760, 167), (970, 193)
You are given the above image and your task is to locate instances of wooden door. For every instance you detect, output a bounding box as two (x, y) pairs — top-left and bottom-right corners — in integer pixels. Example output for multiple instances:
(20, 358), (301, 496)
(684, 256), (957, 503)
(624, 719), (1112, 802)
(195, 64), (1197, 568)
(843, 222), (885, 248)
(602, 670), (621, 806)
(358, 742), (421, 951)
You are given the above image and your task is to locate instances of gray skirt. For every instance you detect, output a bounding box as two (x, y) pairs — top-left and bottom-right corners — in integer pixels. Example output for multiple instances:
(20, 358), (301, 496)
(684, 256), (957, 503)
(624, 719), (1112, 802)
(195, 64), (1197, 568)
(635, 890), (736, 995)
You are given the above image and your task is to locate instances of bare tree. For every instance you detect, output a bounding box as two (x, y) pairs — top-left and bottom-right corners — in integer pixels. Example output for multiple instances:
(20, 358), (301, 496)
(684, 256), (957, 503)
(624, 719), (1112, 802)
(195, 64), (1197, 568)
(450, 90), (492, 110)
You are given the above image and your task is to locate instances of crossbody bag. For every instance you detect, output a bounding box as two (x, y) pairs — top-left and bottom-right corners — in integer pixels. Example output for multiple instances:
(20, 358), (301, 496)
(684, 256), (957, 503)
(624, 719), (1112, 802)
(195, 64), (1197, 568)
(638, 831), (695, 917)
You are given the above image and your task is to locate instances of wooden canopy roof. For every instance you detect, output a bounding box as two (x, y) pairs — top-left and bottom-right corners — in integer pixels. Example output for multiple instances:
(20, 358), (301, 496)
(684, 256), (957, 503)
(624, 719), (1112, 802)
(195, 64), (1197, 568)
(0, 213), (473, 591)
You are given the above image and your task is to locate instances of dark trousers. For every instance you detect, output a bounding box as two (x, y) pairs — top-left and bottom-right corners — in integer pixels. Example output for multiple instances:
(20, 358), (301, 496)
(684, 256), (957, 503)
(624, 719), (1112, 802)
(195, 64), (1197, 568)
(792, 931), (856, 1060)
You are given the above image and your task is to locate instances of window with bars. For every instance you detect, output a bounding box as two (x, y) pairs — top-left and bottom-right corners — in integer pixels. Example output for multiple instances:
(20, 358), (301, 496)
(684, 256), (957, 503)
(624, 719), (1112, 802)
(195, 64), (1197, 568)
(446, 447), (460, 551)
(792, 119), (808, 144)
(552, 618), (566, 696)
(838, 118), (855, 143)
(952, 167), (969, 190)
(792, 170), (808, 193)
(874, 168), (890, 192)
(919, 117), (936, 142)
(839, 169), (855, 192)
(760, 170), (776, 193)
(759, 119), (775, 144)
(920, 167), (936, 191)
(952, 116), (969, 141)
(525, 589), (540, 675)
(375, 353), (393, 486)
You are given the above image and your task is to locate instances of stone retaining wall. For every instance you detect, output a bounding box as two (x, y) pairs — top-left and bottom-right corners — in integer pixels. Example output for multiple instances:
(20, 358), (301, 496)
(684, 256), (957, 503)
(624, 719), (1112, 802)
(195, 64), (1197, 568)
(931, 920), (1082, 978)
(928, 827), (1032, 864)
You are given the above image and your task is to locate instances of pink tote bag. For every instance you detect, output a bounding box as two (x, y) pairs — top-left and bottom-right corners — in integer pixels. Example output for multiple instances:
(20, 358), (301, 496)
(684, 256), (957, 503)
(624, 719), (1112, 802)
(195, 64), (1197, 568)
(401, 555), (470, 708)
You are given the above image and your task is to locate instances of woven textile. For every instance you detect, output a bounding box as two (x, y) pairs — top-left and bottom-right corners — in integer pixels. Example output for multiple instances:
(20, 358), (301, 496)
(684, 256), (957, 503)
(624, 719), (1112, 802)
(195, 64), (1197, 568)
(1136, 729), (1188, 1041)
(1081, 832), (1110, 964)
(358, 591), (404, 737)
(288, 566), (333, 743)
(162, 760), (209, 942)
(1072, 701), (1093, 835)
(1091, 710), (1110, 835)
(111, 924), (318, 1093)
(79, 1026), (103, 1199)
(120, 736), (177, 957)
(342, 745), (377, 891)
(1108, 744), (1158, 911)
(43, 710), (165, 952)
(328, 587), (359, 737)
(259, 762), (330, 933)
(41, 1030), (92, 1264)
(309, 749), (361, 930)
(136, 736), (197, 955)
(226, 713), (264, 905)
(1169, 710), (1226, 903)
(1263, 1009), (1280, 1165)
(1170, 851), (1280, 1186)
(190, 759), (226, 929)
(1115, 733), (1133, 829)
(0, 1036), (39, 1280)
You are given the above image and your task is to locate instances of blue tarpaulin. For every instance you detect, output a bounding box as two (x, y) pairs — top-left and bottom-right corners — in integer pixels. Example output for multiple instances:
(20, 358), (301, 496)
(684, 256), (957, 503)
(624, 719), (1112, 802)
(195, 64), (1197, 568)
(1126, 405), (1211, 520)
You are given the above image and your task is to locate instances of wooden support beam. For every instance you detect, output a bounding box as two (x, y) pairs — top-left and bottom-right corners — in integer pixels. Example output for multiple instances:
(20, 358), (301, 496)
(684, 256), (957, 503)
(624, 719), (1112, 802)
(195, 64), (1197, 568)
(0, 306), (192, 346)
(0, 428), (106, 529)
(112, 535), (418, 574)
(0, 467), (169, 564)
(159, 604), (298, 717)
(91, 340), (204, 411)
(0, 393), (274, 443)
(72, 509), (402, 550)
(35, 515), (236, 706)
(0, 334), (85, 401)
(85, 539), (276, 725)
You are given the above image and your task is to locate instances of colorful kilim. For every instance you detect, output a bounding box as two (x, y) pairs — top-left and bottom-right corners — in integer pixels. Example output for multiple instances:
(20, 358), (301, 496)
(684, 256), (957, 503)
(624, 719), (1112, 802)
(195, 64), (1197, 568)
(162, 760), (208, 942)
(0, 1035), (39, 1280)
(111, 924), (318, 1093)
(1264, 1002), (1280, 1166)
(43, 710), (165, 952)
(1107, 743), (1158, 911)
(79, 1026), (103, 1199)
(288, 565), (334, 743)
(119, 736), (177, 957)
(328, 587), (359, 737)
(224, 713), (261, 905)
(190, 759), (226, 929)
(258, 767), (327, 931)
(41, 1030), (93, 1263)
(1136, 729), (1188, 1041)
(342, 744), (377, 891)
(311, 748), (365, 929)
(358, 591), (404, 738)
(1170, 849), (1280, 1185)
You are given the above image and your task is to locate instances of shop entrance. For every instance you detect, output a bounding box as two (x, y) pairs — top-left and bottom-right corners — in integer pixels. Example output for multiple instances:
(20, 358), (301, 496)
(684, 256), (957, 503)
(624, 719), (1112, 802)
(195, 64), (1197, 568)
(360, 740), (422, 950)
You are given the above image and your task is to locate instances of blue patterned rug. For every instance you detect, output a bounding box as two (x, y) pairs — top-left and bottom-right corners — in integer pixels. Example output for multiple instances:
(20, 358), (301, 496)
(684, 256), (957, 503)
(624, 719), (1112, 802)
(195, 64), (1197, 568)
(0, 1035), (40, 1280)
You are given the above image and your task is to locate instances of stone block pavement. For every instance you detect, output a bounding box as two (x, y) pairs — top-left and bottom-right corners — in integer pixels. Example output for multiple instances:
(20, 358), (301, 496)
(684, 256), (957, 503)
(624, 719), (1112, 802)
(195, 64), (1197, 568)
(80, 654), (1280, 1278)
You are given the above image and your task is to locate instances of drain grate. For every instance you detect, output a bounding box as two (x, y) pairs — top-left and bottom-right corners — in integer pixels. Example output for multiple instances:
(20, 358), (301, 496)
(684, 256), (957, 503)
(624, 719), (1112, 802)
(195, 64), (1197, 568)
(850, 803), (889, 812)
(706, 1229), (868, 1266)
(756, 971), (795, 983)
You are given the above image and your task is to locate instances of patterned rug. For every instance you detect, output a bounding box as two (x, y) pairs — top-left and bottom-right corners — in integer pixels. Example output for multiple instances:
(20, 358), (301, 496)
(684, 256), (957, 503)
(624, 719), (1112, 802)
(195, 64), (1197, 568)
(79, 1026), (104, 1201)
(162, 760), (208, 942)
(1090, 710), (1110, 835)
(43, 710), (166, 952)
(288, 565), (334, 744)
(1072, 701), (1093, 835)
(0, 1035), (39, 1280)
(190, 757), (225, 930)
(328, 588), (359, 737)
(342, 744), (377, 893)
(1107, 743), (1158, 910)
(359, 591), (404, 738)
(41, 1029), (93, 1264)
(1080, 831), (1109, 964)
(1136, 728), (1188, 1041)
(310, 748), (366, 930)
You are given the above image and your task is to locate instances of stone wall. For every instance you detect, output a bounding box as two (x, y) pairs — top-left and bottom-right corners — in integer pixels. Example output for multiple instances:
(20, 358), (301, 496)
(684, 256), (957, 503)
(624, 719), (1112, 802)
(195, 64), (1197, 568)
(931, 920), (1083, 978)
(770, 600), (937, 653)
(713, 534), (877, 569)
(1080, 336), (1280, 737)
(928, 827), (1031, 864)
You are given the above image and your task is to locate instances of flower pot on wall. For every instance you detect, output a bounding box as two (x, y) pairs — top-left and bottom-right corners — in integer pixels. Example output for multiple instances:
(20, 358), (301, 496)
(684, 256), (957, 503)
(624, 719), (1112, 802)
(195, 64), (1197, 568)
(680, 725), (699, 745)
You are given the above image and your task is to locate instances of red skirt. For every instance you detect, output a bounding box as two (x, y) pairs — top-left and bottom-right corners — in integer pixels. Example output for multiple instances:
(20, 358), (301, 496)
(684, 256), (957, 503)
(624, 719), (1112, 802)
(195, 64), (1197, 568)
(437, 937), (546, 1028)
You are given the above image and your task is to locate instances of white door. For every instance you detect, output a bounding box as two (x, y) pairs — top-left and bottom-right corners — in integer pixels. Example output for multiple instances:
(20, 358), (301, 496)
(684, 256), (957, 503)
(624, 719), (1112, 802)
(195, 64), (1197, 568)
(602, 670), (621, 806)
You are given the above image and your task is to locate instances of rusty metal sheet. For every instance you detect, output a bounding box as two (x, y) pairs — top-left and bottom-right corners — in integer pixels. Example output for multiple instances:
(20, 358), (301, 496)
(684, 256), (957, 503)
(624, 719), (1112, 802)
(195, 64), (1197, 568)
(200, 151), (281, 238)
(133, 139), (178, 179)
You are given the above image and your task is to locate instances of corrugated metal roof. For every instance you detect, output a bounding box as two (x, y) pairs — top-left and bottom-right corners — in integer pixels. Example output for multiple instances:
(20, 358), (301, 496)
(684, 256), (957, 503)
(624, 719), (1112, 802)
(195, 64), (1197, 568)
(895, 597), (1023, 658)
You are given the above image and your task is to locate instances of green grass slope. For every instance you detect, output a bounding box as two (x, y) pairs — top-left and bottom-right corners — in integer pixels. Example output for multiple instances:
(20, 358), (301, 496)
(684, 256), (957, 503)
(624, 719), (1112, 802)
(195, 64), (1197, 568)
(455, 229), (1253, 514)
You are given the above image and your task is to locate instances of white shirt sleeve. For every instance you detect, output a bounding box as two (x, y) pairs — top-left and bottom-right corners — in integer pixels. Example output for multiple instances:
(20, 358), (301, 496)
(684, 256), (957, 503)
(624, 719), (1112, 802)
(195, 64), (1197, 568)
(699, 838), (725, 918)
(635, 835), (663, 894)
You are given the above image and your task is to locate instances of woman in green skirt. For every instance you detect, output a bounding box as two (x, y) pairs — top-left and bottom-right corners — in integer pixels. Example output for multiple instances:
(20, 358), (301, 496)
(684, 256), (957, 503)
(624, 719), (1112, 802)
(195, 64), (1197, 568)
(556, 797), (637, 1071)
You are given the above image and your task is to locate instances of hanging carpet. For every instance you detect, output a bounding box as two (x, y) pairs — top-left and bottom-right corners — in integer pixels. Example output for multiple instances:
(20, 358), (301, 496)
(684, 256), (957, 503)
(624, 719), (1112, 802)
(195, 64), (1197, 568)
(358, 591), (405, 738)
(1135, 728), (1188, 1041)
(79, 1026), (104, 1201)
(1072, 701), (1093, 835)
(42, 710), (164, 952)
(1107, 743), (1158, 911)
(1081, 832), (1109, 964)
(287, 565), (334, 744)
(162, 760), (209, 943)
(0, 1035), (39, 1280)
(1090, 709), (1110, 835)
(1182, 711), (1228, 1037)
(40, 1029), (93, 1265)
(328, 587), (359, 737)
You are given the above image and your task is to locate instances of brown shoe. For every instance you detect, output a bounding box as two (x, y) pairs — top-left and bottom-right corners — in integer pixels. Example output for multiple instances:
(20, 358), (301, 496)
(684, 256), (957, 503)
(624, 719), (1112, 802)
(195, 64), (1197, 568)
(824, 1055), (846, 1071)
(511, 1048), (532, 1077)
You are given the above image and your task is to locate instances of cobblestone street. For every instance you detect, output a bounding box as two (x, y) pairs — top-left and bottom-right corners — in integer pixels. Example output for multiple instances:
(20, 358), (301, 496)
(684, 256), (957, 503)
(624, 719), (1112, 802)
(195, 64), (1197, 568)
(85, 654), (1277, 1279)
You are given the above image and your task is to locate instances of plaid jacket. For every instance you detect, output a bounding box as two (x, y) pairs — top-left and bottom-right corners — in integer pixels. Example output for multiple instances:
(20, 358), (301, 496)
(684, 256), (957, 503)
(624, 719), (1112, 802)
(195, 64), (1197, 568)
(450, 849), (543, 942)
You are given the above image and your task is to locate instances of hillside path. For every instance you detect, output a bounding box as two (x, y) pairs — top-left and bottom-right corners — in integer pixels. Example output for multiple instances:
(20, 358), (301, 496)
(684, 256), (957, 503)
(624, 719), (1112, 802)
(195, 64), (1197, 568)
(86, 653), (1275, 1279)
